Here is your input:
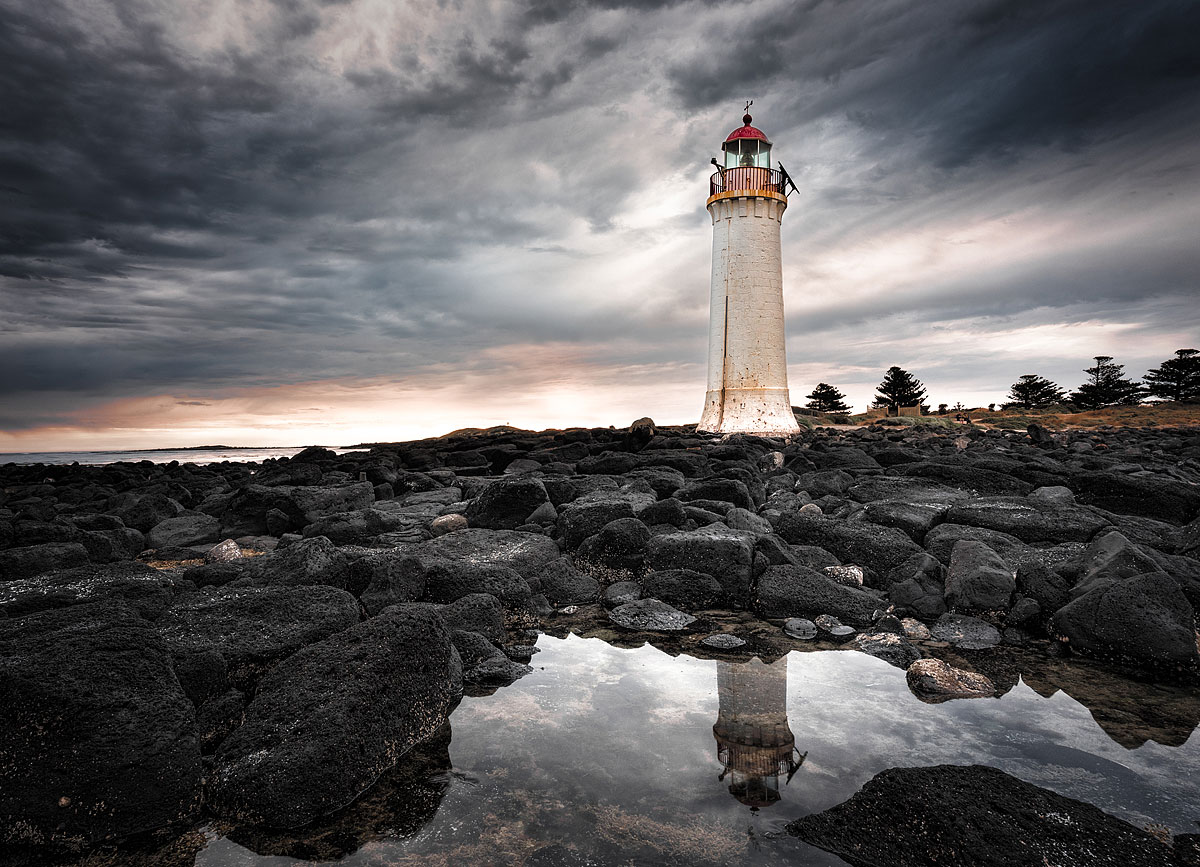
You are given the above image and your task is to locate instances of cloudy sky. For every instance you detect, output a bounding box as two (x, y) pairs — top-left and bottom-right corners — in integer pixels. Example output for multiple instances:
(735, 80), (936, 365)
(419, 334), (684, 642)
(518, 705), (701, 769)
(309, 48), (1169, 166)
(1, 0), (1198, 450)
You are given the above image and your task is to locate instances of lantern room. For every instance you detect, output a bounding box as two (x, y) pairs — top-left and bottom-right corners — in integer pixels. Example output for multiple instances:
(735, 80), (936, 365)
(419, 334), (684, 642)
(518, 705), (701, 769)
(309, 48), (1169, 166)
(722, 113), (772, 168)
(709, 111), (789, 200)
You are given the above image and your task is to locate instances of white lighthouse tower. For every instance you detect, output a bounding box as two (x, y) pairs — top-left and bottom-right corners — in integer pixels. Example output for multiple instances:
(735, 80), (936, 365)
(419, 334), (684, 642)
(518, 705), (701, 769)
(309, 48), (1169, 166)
(698, 110), (801, 435)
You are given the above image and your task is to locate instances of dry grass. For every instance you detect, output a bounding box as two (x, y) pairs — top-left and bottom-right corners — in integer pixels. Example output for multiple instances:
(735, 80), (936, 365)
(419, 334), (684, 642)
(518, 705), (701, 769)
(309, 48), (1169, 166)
(980, 403), (1200, 430)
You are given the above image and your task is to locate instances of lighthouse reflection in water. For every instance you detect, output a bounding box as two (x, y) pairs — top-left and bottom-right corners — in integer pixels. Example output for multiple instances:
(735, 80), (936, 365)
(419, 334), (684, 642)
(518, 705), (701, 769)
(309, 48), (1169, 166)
(713, 656), (806, 808)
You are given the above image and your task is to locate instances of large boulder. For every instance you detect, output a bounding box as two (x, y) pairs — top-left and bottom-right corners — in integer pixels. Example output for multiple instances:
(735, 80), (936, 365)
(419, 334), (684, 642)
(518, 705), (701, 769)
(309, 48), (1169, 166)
(207, 605), (459, 828)
(0, 602), (201, 850)
(220, 482), (374, 536)
(1070, 531), (1162, 598)
(846, 476), (973, 505)
(924, 523), (1032, 570)
(0, 542), (90, 582)
(577, 517), (651, 573)
(146, 511), (221, 549)
(223, 536), (350, 590)
(534, 557), (600, 606)
(301, 508), (426, 545)
(417, 557), (534, 612)
(348, 548), (425, 599)
(113, 493), (185, 533)
(753, 564), (884, 626)
(419, 529), (560, 579)
(1051, 572), (1199, 669)
(944, 540), (1016, 614)
(464, 477), (549, 530)
(437, 593), (506, 643)
(788, 764), (1169, 867)
(1069, 471), (1200, 524)
(674, 478), (754, 510)
(641, 568), (724, 612)
(893, 462), (1034, 496)
(644, 527), (755, 605)
(945, 497), (1109, 543)
(0, 561), (178, 620)
(775, 512), (923, 577)
(156, 585), (361, 698)
(859, 500), (950, 543)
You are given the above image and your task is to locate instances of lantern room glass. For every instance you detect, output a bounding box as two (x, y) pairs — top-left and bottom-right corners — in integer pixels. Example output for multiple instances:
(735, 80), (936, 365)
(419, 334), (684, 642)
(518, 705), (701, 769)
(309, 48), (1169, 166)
(723, 137), (771, 169)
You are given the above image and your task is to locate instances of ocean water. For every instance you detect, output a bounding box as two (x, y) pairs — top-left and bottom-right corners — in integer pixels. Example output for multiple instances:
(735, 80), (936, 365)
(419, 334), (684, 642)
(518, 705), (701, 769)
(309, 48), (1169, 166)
(191, 634), (1200, 866)
(0, 447), (367, 466)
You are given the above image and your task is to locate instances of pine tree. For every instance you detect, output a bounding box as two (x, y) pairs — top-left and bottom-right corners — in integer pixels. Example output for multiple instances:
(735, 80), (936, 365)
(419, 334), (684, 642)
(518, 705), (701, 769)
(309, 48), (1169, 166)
(1006, 374), (1066, 409)
(1070, 356), (1143, 409)
(1143, 349), (1200, 402)
(872, 366), (928, 410)
(805, 382), (850, 413)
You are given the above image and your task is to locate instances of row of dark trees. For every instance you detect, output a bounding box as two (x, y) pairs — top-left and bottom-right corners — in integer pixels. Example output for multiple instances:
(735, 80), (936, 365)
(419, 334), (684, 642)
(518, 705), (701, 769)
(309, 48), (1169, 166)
(802, 349), (1200, 414)
(1006, 350), (1200, 409)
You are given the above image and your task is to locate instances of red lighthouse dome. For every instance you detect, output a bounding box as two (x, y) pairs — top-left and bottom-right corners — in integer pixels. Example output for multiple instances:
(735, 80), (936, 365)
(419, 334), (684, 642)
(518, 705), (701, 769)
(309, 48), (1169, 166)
(725, 113), (771, 144)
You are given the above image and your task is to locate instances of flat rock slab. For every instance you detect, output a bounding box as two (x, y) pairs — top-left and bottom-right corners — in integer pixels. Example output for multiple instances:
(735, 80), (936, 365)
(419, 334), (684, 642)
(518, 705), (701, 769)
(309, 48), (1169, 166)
(419, 529), (560, 578)
(0, 561), (178, 619)
(608, 598), (697, 631)
(788, 763), (1170, 867)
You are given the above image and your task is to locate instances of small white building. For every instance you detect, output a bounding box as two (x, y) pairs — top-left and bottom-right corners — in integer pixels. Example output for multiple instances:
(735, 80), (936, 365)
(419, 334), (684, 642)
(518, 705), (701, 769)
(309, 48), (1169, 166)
(698, 112), (801, 436)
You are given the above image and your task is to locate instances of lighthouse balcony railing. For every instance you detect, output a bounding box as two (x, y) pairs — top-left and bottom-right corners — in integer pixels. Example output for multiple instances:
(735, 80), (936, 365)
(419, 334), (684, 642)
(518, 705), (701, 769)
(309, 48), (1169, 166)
(709, 166), (784, 198)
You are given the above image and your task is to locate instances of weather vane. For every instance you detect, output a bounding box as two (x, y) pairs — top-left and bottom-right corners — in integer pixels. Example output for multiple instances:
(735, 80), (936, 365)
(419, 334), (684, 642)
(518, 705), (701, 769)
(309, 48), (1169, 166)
(744, 99), (753, 113)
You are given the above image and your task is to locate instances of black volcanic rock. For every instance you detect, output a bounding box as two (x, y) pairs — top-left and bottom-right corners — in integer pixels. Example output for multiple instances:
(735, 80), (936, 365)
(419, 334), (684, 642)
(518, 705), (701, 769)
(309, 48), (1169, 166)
(0, 602), (201, 851)
(788, 764), (1170, 867)
(944, 496), (1110, 543)
(464, 476), (550, 530)
(0, 542), (90, 581)
(207, 605), (459, 829)
(419, 528), (560, 579)
(644, 527), (755, 605)
(156, 584), (361, 697)
(775, 512), (923, 577)
(754, 564), (884, 625)
(641, 567), (724, 611)
(535, 557), (600, 606)
(1070, 470), (1200, 524)
(0, 560), (179, 619)
(1051, 571), (1198, 669)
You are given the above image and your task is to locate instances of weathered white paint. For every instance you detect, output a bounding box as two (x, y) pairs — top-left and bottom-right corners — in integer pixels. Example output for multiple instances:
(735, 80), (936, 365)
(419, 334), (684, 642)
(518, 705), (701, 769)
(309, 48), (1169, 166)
(698, 194), (801, 435)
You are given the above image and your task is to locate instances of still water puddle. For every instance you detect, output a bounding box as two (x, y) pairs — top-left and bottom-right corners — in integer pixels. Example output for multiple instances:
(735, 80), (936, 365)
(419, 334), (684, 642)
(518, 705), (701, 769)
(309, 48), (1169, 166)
(197, 634), (1200, 866)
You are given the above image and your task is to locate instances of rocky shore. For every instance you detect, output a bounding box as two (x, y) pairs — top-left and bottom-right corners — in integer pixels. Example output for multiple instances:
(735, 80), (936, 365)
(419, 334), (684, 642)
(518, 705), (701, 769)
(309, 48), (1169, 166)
(2, 418), (1199, 862)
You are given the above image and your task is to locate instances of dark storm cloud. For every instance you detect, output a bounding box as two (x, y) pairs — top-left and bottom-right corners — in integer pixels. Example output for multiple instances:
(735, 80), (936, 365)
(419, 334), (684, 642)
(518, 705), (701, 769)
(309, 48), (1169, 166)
(668, 0), (1200, 169)
(1, 0), (1198, 436)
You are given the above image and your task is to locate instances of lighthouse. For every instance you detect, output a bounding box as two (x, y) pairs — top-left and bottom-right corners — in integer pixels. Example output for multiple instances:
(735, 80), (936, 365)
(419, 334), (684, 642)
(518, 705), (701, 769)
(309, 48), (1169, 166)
(713, 656), (806, 808)
(698, 110), (801, 435)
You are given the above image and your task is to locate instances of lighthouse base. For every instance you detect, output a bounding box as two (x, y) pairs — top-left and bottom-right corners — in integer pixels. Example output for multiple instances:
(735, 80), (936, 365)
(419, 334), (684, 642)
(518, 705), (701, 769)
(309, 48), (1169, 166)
(698, 387), (801, 436)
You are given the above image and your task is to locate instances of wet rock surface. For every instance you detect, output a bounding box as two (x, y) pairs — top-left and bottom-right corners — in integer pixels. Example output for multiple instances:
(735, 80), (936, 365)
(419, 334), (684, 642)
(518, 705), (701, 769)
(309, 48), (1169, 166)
(206, 605), (460, 828)
(0, 602), (201, 851)
(789, 764), (1173, 867)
